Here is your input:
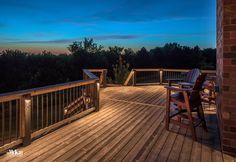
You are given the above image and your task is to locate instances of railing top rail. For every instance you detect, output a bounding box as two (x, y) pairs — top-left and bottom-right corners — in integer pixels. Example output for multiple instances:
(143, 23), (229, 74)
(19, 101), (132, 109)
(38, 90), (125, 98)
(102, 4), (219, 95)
(83, 69), (100, 79)
(201, 70), (216, 73)
(124, 68), (216, 86)
(87, 69), (107, 72)
(0, 69), (99, 102)
(133, 68), (161, 72)
(163, 69), (190, 72)
(133, 68), (216, 73)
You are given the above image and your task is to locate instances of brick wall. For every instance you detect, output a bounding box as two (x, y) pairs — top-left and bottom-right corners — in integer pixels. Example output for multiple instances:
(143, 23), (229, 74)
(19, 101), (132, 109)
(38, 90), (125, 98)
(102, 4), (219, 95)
(217, 0), (236, 156)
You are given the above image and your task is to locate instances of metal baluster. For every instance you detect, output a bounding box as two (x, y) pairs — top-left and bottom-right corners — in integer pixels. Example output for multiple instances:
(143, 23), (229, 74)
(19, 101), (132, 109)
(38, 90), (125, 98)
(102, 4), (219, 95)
(51, 93), (53, 125)
(73, 87), (76, 101)
(9, 101), (12, 142)
(67, 89), (69, 108)
(62, 90), (65, 120)
(46, 93), (49, 127)
(70, 88), (72, 104)
(36, 96), (39, 130)
(76, 86), (78, 99)
(59, 91), (61, 121)
(16, 100), (19, 139)
(31, 97), (34, 132)
(2, 103), (5, 145)
(41, 95), (44, 129)
(55, 91), (57, 122)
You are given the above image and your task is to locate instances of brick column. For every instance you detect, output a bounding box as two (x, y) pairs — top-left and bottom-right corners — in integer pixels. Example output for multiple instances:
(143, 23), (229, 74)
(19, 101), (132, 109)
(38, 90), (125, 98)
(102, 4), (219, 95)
(217, 0), (236, 156)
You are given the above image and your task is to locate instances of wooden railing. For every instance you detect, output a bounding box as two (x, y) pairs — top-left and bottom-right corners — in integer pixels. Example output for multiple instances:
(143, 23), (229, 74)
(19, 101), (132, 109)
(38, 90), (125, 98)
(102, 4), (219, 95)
(86, 69), (107, 88)
(0, 69), (101, 154)
(124, 68), (216, 86)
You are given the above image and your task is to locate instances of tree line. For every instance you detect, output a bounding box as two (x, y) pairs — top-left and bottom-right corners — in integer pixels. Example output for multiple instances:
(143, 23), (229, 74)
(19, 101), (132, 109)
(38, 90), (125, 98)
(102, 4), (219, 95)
(0, 38), (216, 93)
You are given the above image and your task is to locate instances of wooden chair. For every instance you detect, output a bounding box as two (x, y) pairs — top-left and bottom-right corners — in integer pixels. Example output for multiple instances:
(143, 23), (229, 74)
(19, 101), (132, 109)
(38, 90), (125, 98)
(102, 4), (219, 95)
(167, 68), (201, 86)
(165, 73), (207, 140)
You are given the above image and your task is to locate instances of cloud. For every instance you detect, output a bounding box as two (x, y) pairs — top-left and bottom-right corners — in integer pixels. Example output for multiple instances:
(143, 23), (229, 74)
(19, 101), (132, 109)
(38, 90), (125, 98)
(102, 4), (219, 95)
(93, 35), (140, 40)
(8, 34), (141, 44)
(7, 32), (214, 45)
(10, 39), (74, 44)
(88, 0), (215, 23)
(35, 0), (215, 25)
(30, 32), (59, 37)
(148, 32), (215, 38)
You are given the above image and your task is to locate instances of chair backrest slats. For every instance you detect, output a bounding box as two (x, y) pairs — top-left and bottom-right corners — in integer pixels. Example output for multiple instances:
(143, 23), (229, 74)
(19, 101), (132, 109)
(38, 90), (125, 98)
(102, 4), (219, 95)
(184, 68), (201, 83)
(189, 73), (207, 106)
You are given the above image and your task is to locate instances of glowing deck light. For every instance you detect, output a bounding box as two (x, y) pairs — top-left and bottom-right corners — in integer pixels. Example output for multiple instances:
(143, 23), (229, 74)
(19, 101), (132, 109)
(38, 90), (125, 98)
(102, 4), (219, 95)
(8, 149), (23, 156)
(64, 109), (68, 114)
(25, 99), (31, 109)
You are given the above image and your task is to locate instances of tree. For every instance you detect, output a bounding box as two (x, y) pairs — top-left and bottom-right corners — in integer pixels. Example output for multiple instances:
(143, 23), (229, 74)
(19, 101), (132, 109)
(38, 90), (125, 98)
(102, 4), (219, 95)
(67, 38), (103, 54)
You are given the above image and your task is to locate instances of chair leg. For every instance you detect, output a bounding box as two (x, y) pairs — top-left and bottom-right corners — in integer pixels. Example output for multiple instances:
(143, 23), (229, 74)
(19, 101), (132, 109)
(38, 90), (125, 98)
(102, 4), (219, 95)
(199, 104), (208, 131)
(166, 115), (170, 131)
(166, 105), (170, 130)
(190, 124), (197, 141)
(166, 90), (171, 131)
(186, 107), (197, 141)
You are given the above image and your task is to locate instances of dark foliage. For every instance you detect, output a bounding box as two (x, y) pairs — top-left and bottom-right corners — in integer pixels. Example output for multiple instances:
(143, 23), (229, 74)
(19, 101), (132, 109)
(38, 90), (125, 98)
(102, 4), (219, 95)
(0, 39), (216, 93)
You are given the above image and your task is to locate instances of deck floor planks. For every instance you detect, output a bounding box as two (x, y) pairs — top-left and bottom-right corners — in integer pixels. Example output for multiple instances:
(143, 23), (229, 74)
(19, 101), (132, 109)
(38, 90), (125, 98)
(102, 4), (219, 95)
(133, 123), (166, 162)
(0, 86), (235, 162)
(10, 101), (129, 161)
(132, 87), (165, 105)
(83, 107), (163, 162)
(0, 100), (120, 161)
(150, 89), (166, 106)
(167, 126), (188, 162)
(30, 101), (137, 159)
(145, 124), (175, 161)
(178, 129), (194, 162)
(102, 86), (165, 106)
(201, 124), (213, 162)
(189, 126), (203, 162)
(116, 86), (157, 104)
(35, 102), (143, 162)
(155, 125), (180, 162)
(141, 88), (164, 105)
(56, 104), (153, 161)
(111, 110), (165, 162)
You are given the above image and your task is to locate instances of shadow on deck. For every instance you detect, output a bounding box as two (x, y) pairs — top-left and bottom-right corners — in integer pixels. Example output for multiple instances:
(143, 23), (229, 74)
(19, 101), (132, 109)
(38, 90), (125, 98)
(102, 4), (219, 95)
(0, 86), (235, 162)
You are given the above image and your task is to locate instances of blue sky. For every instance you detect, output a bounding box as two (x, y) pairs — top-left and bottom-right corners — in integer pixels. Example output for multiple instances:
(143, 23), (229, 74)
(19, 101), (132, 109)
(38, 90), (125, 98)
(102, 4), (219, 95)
(0, 0), (216, 53)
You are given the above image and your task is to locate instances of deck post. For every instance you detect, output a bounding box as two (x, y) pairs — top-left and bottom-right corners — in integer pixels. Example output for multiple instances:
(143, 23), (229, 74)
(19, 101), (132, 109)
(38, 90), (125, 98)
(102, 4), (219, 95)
(160, 69), (163, 85)
(133, 70), (137, 86)
(103, 69), (107, 88)
(20, 94), (31, 146)
(95, 81), (100, 111)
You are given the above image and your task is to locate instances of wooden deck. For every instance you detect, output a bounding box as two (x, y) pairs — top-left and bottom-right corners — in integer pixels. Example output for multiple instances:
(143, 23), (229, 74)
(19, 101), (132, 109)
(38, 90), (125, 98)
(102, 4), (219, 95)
(0, 85), (235, 162)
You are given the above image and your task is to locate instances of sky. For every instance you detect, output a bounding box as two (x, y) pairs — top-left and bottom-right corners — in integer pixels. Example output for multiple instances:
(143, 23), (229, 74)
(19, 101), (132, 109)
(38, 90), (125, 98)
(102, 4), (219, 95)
(0, 0), (216, 53)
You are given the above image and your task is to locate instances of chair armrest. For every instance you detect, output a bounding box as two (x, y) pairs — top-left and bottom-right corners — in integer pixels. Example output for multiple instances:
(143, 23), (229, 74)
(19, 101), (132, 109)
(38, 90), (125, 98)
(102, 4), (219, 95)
(166, 78), (184, 86)
(166, 78), (184, 82)
(164, 86), (192, 92)
(178, 82), (194, 87)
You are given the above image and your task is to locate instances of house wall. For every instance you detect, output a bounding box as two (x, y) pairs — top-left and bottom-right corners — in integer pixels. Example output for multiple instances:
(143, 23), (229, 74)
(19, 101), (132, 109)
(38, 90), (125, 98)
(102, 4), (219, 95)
(217, 0), (236, 155)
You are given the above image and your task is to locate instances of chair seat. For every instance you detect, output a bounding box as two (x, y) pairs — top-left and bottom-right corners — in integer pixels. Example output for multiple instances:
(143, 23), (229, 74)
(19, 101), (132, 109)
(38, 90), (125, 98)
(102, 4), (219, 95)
(170, 92), (187, 108)
(171, 92), (184, 101)
(171, 92), (201, 110)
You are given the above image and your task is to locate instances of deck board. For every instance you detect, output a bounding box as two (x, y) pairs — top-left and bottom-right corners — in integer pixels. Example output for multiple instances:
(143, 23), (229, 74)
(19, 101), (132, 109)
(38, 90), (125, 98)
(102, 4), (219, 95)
(0, 85), (235, 162)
